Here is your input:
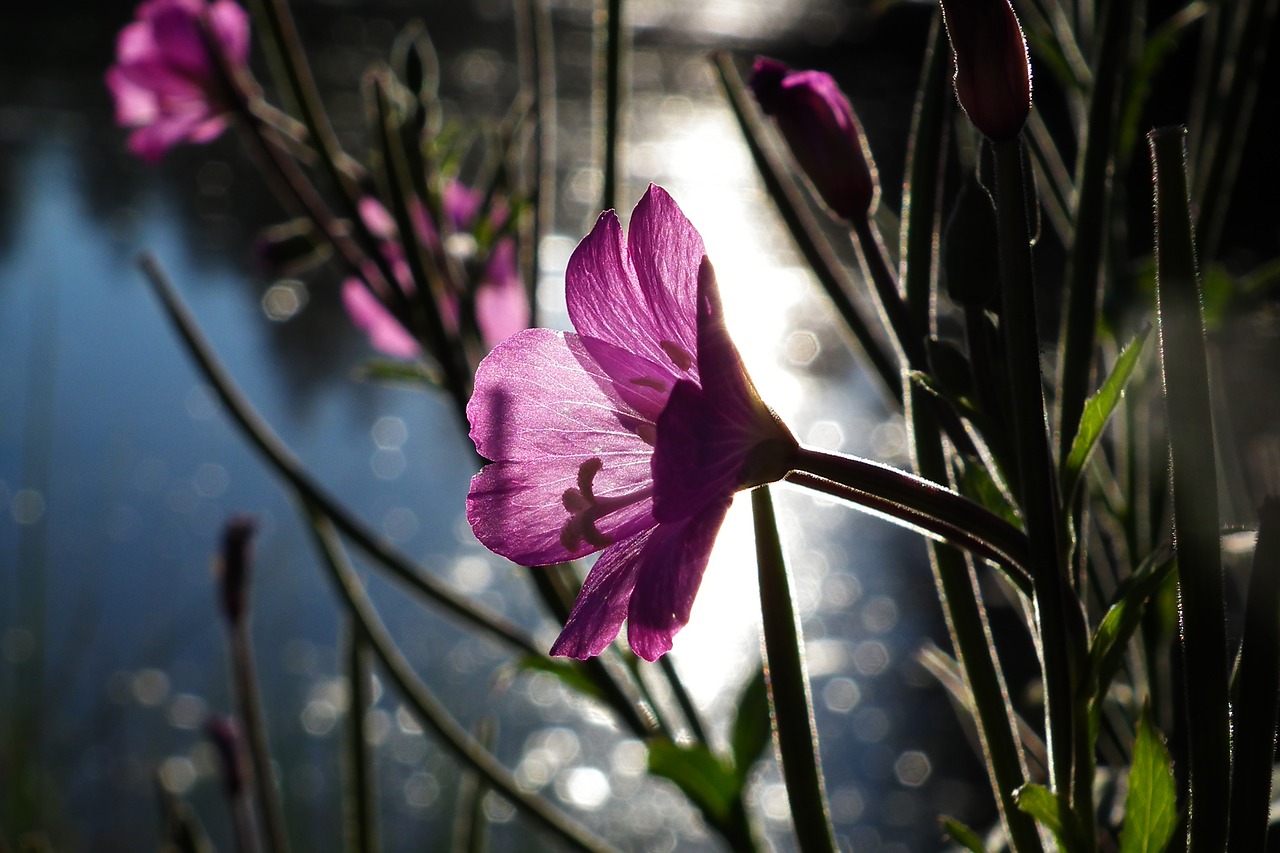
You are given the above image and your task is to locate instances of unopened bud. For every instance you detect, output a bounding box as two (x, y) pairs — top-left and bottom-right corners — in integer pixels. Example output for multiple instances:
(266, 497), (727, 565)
(943, 175), (1001, 307)
(205, 715), (247, 798)
(939, 0), (1032, 141)
(749, 57), (879, 221)
(215, 516), (256, 626)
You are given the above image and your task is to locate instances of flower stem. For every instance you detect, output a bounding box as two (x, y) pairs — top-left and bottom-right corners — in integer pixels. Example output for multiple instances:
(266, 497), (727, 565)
(991, 135), (1084, 828)
(228, 621), (290, 853)
(138, 255), (542, 659)
(304, 506), (622, 853)
(786, 447), (1033, 595)
(1150, 126), (1230, 851)
(752, 486), (837, 853)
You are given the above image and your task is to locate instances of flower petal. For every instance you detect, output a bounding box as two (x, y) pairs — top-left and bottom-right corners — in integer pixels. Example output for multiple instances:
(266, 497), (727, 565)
(548, 535), (644, 659)
(466, 329), (661, 564)
(207, 0), (251, 66)
(566, 185), (703, 383)
(475, 239), (530, 348)
(468, 459), (655, 565)
(341, 278), (420, 359)
(626, 497), (732, 661)
(652, 258), (793, 521)
(468, 328), (662, 463)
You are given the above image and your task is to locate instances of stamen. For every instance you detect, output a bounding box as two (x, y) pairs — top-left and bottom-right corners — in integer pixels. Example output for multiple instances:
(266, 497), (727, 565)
(559, 457), (654, 551)
(659, 340), (694, 372)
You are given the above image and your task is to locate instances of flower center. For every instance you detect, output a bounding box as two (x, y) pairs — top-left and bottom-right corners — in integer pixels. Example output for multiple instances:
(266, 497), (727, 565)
(560, 457), (653, 551)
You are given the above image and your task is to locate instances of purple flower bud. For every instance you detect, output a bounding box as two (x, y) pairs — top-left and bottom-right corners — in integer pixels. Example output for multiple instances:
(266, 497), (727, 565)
(939, 0), (1032, 141)
(748, 57), (879, 222)
(205, 715), (247, 797)
(215, 516), (256, 626)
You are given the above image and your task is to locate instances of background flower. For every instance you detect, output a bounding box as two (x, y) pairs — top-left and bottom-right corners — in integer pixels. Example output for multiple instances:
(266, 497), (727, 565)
(105, 0), (250, 161)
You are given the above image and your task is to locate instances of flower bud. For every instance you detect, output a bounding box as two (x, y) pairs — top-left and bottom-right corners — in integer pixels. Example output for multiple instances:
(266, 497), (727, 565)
(748, 57), (879, 221)
(205, 715), (247, 798)
(215, 516), (256, 626)
(938, 0), (1032, 141)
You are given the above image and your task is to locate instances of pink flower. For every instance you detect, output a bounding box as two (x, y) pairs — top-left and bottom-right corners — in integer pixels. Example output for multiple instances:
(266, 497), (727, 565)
(342, 189), (530, 358)
(466, 185), (796, 660)
(106, 0), (251, 162)
(749, 57), (879, 221)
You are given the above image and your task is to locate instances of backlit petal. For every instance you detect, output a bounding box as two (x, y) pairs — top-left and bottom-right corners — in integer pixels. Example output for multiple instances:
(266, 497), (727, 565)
(566, 185), (702, 382)
(548, 537), (644, 659)
(626, 497), (732, 661)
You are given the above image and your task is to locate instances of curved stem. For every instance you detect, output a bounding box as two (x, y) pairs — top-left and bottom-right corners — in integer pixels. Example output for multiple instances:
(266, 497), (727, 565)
(785, 448), (1033, 596)
(304, 507), (622, 853)
(138, 255), (542, 659)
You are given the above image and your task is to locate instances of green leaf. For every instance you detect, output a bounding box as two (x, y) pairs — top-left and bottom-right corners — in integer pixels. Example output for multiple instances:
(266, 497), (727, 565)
(1086, 545), (1176, 702)
(1119, 709), (1178, 853)
(647, 741), (739, 825)
(516, 656), (607, 705)
(1061, 325), (1152, 504)
(941, 816), (986, 853)
(729, 667), (771, 780)
(1015, 783), (1088, 852)
(354, 358), (443, 387)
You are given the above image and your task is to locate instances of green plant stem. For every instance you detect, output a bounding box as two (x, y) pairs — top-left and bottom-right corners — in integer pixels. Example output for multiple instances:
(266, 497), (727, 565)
(343, 621), (379, 853)
(1149, 126), (1230, 851)
(1227, 498), (1280, 851)
(659, 656), (710, 746)
(1056, 0), (1134, 455)
(991, 136), (1083, 830)
(909, 397), (1045, 851)
(597, 0), (624, 211)
(138, 254), (542, 659)
(228, 622), (290, 853)
(712, 52), (901, 407)
(1193, 0), (1280, 259)
(752, 487), (837, 853)
(304, 508), (621, 853)
(787, 447), (1033, 592)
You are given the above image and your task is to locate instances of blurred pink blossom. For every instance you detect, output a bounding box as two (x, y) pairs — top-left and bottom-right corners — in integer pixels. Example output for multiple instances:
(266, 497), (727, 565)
(106, 0), (250, 162)
(342, 186), (529, 359)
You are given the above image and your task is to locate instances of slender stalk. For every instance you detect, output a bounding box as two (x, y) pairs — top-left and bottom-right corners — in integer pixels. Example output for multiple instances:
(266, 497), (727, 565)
(303, 508), (621, 853)
(787, 447), (1033, 590)
(658, 656), (710, 746)
(1150, 126), (1230, 851)
(1192, 0), (1280, 259)
(138, 254), (542, 658)
(228, 623), (290, 853)
(1056, 0), (1135, 455)
(1227, 498), (1280, 851)
(343, 621), (379, 853)
(752, 487), (837, 853)
(596, 0), (624, 211)
(991, 136), (1083, 827)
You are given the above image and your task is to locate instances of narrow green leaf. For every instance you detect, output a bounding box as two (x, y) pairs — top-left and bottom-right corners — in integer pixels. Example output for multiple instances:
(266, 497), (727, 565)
(1228, 498), (1280, 850)
(354, 359), (444, 387)
(1086, 545), (1176, 701)
(753, 486), (838, 853)
(1061, 325), (1153, 504)
(941, 816), (986, 853)
(729, 668), (771, 780)
(1119, 709), (1178, 853)
(646, 741), (739, 825)
(1150, 126), (1230, 850)
(1015, 783), (1088, 852)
